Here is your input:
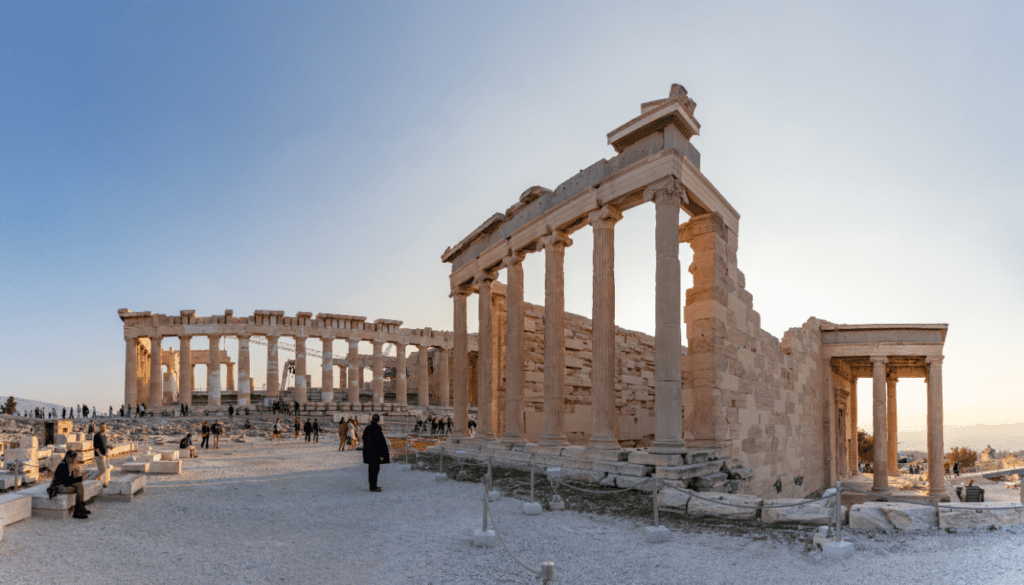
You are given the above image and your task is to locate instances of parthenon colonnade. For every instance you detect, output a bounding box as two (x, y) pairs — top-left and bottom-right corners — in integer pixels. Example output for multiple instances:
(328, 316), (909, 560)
(119, 309), (452, 412)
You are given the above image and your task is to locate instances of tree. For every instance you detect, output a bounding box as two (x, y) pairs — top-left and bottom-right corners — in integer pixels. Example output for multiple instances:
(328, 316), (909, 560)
(2, 396), (16, 415)
(946, 446), (978, 469)
(857, 430), (874, 464)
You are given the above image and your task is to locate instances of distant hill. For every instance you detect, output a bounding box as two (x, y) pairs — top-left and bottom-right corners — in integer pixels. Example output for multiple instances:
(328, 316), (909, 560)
(900, 423), (1024, 452)
(0, 396), (79, 417)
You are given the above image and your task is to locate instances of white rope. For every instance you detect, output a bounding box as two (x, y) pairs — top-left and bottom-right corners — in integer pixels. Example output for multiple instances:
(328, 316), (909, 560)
(842, 485), (1024, 511)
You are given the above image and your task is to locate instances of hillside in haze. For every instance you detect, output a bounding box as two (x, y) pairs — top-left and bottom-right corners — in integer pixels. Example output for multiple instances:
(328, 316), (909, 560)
(899, 423), (1024, 452)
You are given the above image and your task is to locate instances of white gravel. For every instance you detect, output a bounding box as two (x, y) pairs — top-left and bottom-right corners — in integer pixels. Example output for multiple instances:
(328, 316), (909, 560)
(2, 440), (1024, 585)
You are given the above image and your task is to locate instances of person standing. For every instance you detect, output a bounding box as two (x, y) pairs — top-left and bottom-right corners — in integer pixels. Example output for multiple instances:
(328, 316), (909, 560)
(362, 414), (390, 492)
(93, 422), (109, 487)
(228, 405), (234, 421)
(339, 418), (350, 451)
(303, 418), (313, 443)
(200, 421), (211, 449)
(272, 418), (283, 442)
(294, 417), (301, 439)
(312, 418), (320, 443)
(211, 420), (223, 449)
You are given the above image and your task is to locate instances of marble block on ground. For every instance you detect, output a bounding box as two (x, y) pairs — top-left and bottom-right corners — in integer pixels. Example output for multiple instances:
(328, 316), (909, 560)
(762, 499), (847, 525)
(938, 503), (1024, 529)
(823, 540), (854, 559)
(0, 474), (19, 490)
(160, 450), (179, 461)
(101, 475), (146, 502)
(0, 492), (32, 527)
(848, 502), (937, 530)
(645, 525), (671, 543)
(122, 462), (150, 473)
(148, 460), (182, 474)
(522, 502), (542, 515)
(25, 486), (74, 519)
(657, 488), (693, 510)
(687, 493), (763, 521)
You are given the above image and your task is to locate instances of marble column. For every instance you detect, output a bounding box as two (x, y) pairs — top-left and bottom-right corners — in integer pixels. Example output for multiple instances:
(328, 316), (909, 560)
(926, 356), (945, 498)
(347, 339), (360, 405)
(887, 373), (899, 474)
(871, 355), (889, 492)
(266, 335), (280, 402)
(372, 340), (384, 406)
(476, 272), (496, 439)
(648, 182), (685, 454)
(453, 289), (470, 437)
(148, 336), (162, 409)
(321, 337), (334, 404)
(396, 343), (407, 406)
(294, 337), (308, 405)
(502, 252), (527, 442)
(588, 206), (623, 449)
(125, 337), (137, 409)
(179, 336), (192, 407)
(540, 231), (571, 446)
(439, 347), (451, 407)
(417, 345), (430, 407)
(226, 364), (235, 393)
(237, 336), (250, 406)
(208, 335), (222, 408)
(850, 378), (858, 474)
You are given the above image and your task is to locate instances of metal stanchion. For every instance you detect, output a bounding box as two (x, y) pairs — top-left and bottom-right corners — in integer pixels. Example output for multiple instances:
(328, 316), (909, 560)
(653, 475), (659, 527)
(483, 475), (489, 532)
(835, 481), (842, 543)
(530, 453), (535, 502)
(540, 562), (555, 584)
(440, 444), (444, 474)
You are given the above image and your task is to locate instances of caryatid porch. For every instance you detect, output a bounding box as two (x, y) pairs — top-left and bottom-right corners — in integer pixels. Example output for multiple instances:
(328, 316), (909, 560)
(119, 309), (452, 412)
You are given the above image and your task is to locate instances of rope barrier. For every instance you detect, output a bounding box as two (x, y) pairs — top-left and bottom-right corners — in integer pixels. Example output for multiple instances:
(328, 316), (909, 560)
(841, 485), (1024, 511)
(552, 477), (653, 495)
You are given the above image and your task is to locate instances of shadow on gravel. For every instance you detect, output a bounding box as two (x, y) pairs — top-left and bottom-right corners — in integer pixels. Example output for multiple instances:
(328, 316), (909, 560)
(411, 453), (817, 551)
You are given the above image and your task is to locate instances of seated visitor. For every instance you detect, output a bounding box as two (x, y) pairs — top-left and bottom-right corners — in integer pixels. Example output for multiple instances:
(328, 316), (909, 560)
(47, 450), (91, 519)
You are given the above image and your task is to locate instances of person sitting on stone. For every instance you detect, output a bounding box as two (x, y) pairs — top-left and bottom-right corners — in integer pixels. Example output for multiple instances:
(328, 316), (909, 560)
(180, 432), (197, 458)
(244, 419), (252, 430)
(48, 450), (91, 519)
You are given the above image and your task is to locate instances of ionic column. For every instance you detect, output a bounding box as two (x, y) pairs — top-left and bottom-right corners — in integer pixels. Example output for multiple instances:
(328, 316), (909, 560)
(226, 363), (235, 393)
(647, 179), (686, 454)
(438, 347), (450, 407)
(416, 345), (430, 407)
(476, 272), (496, 440)
(926, 356), (946, 498)
(237, 336), (250, 406)
(321, 337), (334, 403)
(208, 335), (222, 408)
(125, 336), (137, 409)
(179, 336), (192, 407)
(588, 206), (623, 449)
(849, 378), (858, 474)
(871, 355), (889, 492)
(887, 373), (899, 474)
(540, 231), (572, 446)
(372, 340), (384, 406)
(347, 339), (360, 405)
(452, 288), (470, 437)
(502, 252), (527, 442)
(266, 335), (280, 401)
(149, 335), (162, 409)
(396, 343), (408, 406)
(294, 336), (308, 405)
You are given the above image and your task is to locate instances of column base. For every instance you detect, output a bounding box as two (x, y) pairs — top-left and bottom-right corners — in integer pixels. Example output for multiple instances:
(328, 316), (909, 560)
(586, 436), (621, 450)
(538, 435), (569, 447)
(502, 434), (527, 444)
(649, 440), (687, 454)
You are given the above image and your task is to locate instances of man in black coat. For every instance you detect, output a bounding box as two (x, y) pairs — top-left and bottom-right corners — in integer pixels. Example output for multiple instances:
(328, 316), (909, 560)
(362, 414), (390, 492)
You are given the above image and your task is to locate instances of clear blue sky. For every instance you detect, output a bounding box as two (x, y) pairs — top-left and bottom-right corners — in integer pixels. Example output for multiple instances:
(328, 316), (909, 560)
(1, 2), (1021, 443)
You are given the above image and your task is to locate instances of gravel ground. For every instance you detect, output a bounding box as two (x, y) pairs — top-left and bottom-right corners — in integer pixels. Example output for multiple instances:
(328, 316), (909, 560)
(2, 440), (1024, 585)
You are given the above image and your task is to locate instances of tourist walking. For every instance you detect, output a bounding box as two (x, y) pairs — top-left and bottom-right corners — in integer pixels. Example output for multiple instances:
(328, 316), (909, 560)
(228, 405), (234, 421)
(339, 418), (350, 451)
(272, 418), (283, 441)
(211, 420), (223, 449)
(200, 421), (211, 449)
(351, 418), (361, 450)
(312, 418), (320, 443)
(47, 450), (91, 519)
(294, 417), (301, 439)
(93, 422), (109, 487)
(362, 414), (390, 492)
(303, 418), (313, 443)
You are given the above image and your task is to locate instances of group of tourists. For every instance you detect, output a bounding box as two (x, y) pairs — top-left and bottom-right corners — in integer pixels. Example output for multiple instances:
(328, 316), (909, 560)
(414, 415), (453, 436)
(338, 417), (361, 451)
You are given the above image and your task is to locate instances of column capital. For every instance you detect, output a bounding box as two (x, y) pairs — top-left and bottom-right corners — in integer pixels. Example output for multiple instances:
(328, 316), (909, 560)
(500, 249), (528, 269)
(348, 338), (360, 346)
(925, 355), (944, 366)
(395, 341), (406, 349)
(474, 269), (497, 285)
(450, 284), (473, 298)
(294, 335), (307, 341)
(588, 205), (623, 226)
(539, 230), (572, 251)
(886, 371), (898, 383)
(178, 334), (192, 341)
(642, 175), (689, 206)
(266, 333), (279, 341)
(869, 355), (889, 365)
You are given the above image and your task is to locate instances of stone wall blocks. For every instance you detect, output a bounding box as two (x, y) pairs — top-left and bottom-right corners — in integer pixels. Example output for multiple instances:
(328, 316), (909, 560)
(687, 493), (763, 521)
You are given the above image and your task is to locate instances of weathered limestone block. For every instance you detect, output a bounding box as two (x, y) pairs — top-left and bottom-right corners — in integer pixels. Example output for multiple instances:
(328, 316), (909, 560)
(657, 488), (693, 510)
(563, 469), (605, 483)
(655, 461), (723, 481)
(67, 441), (93, 451)
(695, 472), (730, 490)
(761, 499), (846, 525)
(160, 450), (180, 461)
(55, 434), (69, 445)
(82, 480), (103, 502)
(122, 462), (150, 473)
(628, 452), (685, 467)
(17, 436), (38, 449)
(938, 503), (1024, 529)
(0, 492), (32, 527)
(103, 474), (146, 502)
(0, 474), (18, 490)
(687, 493), (763, 520)
(615, 475), (651, 489)
(149, 460), (182, 474)
(6, 448), (37, 462)
(849, 502), (938, 530)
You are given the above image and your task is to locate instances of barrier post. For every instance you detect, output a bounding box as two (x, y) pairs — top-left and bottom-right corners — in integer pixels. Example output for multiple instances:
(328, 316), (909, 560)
(653, 475), (659, 527)
(483, 476), (489, 532)
(835, 481), (842, 543)
(540, 562), (555, 584)
(530, 453), (535, 502)
(440, 444), (444, 474)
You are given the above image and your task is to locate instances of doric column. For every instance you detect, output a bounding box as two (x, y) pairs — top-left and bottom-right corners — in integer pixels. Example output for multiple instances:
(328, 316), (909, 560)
(416, 345), (430, 407)
(476, 272), (496, 439)
(887, 373), (899, 474)
(125, 336), (137, 409)
(438, 347), (451, 407)
(647, 178), (686, 454)
(372, 340), (384, 406)
(395, 343), (407, 406)
(294, 336), (307, 405)
(179, 336), (192, 407)
(588, 206), (623, 449)
(149, 335), (163, 409)
(502, 251), (527, 442)
(871, 355), (889, 492)
(266, 335), (280, 401)
(237, 336), (250, 406)
(226, 363), (235, 393)
(539, 231), (572, 446)
(208, 335), (222, 408)
(926, 356), (945, 497)
(452, 288), (470, 437)
(321, 337), (334, 403)
(347, 339), (360, 405)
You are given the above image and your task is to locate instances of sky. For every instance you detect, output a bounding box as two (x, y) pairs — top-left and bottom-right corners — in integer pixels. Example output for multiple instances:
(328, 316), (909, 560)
(1, 2), (1021, 447)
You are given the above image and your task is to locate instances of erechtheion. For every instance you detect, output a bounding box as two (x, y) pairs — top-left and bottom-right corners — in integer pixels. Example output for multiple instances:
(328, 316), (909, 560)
(119, 85), (949, 500)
